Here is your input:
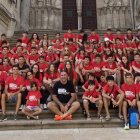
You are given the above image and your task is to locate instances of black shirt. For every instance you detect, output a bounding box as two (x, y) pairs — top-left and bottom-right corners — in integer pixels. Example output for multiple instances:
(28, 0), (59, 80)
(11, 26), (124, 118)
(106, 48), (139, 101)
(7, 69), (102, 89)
(18, 64), (30, 71)
(53, 80), (75, 103)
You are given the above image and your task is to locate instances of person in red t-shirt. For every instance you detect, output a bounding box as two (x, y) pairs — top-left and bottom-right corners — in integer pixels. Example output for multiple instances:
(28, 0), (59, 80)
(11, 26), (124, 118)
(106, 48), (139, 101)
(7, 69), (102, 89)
(100, 74), (107, 87)
(88, 29), (100, 43)
(64, 60), (77, 87)
(22, 81), (42, 120)
(83, 80), (103, 120)
(76, 30), (85, 46)
(102, 76), (124, 121)
(63, 29), (76, 43)
(125, 28), (135, 42)
(28, 33), (40, 48)
(102, 54), (121, 86)
(51, 32), (64, 46)
(82, 73), (101, 94)
(1, 58), (12, 73)
(20, 31), (30, 48)
(26, 47), (39, 68)
(132, 53), (140, 74)
(43, 63), (60, 95)
(45, 46), (59, 65)
(121, 73), (139, 129)
(1, 65), (24, 121)
(76, 56), (93, 83)
(104, 29), (115, 44)
(52, 39), (63, 55)
(11, 39), (22, 54)
(39, 33), (51, 47)
(38, 56), (48, 73)
(125, 39), (137, 54)
(114, 29), (125, 43)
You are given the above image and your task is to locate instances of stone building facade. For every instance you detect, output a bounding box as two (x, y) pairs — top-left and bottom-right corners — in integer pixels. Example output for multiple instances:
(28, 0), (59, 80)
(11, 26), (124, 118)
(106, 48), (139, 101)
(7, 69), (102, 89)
(0, 0), (140, 37)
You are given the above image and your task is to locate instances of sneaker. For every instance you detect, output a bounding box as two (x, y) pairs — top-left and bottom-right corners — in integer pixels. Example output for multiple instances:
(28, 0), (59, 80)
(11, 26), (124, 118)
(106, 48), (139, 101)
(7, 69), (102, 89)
(87, 115), (91, 120)
(139, 124), (140, 130)
(43, 104), (47, 110)
(34, 116), (39, 120)
(14, 114), (18, 121)
(27, 116), (30, 120)
(19, 105), (23, 111)
(40, 104), (43, 109)
(0, 114), (7, 121)
(124, 123), (130, 130)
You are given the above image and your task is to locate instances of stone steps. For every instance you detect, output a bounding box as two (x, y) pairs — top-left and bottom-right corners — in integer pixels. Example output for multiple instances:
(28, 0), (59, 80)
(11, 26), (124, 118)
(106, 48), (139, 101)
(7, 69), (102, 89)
(8, 29), (138, 48)
(0, 118), (123, 130)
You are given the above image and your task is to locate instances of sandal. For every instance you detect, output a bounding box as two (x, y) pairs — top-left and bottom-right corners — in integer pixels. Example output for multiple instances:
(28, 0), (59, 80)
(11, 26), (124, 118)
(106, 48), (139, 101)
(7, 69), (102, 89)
(105, 116), (111, 121)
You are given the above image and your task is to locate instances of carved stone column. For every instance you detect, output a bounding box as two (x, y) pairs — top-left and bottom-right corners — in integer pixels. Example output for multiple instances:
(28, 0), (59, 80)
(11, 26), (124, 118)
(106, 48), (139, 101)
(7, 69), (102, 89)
(76, 0), (82, 30)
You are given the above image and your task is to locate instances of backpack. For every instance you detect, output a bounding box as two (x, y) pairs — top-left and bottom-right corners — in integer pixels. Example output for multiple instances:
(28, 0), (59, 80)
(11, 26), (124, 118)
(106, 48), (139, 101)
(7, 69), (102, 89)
(129, 108), (139, 129)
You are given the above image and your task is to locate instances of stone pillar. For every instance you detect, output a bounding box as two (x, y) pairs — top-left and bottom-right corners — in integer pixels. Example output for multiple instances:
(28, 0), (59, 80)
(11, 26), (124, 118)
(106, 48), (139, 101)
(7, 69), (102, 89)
(76, 0), (82, 30)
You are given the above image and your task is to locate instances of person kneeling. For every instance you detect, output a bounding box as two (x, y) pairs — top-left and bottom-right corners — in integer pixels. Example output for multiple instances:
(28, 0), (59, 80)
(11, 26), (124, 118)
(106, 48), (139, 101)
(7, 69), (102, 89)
(47, 71), (80, 121)
(83, 80), (103, 120)
(22, 82), (42, 120)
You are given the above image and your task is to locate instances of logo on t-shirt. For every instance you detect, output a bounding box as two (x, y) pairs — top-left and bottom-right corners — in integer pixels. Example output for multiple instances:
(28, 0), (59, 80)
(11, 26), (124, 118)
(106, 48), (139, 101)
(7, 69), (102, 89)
(58, 88), (70, 95)
(125, 91), (135, 98)
(9, 83), (18, 90)
(29, 95), (37, 101)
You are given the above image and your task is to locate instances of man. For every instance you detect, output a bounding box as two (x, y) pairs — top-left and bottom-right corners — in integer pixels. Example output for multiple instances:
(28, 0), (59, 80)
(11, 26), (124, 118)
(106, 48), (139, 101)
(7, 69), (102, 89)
(0, 65), (24, 121)
(102, 76), (124, 121)
(47, 71), (80, 120)
(121, 73), (139, 130)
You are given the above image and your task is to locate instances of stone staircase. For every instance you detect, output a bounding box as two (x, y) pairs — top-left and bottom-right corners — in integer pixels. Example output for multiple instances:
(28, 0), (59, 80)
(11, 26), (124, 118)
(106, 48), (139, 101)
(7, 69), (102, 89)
(0, 90), (124, 130)
(8, 29), (138, 48)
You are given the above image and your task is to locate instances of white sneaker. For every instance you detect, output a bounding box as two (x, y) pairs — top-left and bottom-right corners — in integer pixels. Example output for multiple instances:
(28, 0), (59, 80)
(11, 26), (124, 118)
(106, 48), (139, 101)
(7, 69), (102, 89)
(139, 124), (140, 130)
(27, 116), (30, 120)
(40, 104), (43, 109)
(19, 105), (23, 111)
(43, 104), (47, 110)
(124, 123), (130, 130)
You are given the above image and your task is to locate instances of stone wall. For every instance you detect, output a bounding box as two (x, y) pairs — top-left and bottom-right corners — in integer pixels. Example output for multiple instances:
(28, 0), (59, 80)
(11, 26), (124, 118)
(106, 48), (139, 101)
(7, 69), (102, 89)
(96, 0), (132, 29)
(29, 0), (62, 30)
(0, 0), (21, 37)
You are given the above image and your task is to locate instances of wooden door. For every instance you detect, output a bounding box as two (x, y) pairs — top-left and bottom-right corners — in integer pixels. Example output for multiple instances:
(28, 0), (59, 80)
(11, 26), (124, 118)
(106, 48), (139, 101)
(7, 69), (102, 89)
(82, 0), (97, 29)
(62, 0), (78, 30)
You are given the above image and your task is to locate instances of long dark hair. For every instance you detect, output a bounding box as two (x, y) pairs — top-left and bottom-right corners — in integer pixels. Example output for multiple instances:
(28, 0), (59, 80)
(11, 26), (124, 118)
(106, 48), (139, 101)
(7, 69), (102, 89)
(64, 60), (73, 81)
(31, 64), (40, 80)
(47, 63), (57, 74)
(29, 33), (40, 43)
(121, 56), (130, 70)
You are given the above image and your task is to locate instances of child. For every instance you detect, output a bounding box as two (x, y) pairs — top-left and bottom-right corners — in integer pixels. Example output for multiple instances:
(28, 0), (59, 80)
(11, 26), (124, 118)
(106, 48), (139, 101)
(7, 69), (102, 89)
(83, 80), (103, 120)
(102, 76), (124, 121)
(22, 81), (42, 120)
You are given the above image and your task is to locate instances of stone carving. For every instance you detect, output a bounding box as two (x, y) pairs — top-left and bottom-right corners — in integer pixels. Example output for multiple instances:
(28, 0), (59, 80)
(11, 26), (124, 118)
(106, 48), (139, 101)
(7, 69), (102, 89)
(134, 0), (140, 28)
(97, 0), (132, 29)
(29, 0), (62, 30)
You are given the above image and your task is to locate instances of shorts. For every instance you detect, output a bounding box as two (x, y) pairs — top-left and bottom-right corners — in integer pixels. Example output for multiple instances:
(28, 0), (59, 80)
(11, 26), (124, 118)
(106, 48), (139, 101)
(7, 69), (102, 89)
(26, 106), (40, 111)
(7, 95), (17, 103)
(88, 101), (98, 110)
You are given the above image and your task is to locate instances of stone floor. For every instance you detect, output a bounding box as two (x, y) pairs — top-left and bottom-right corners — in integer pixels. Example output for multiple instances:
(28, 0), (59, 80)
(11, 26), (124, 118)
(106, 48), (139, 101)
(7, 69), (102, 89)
(0, 128), (140, 140)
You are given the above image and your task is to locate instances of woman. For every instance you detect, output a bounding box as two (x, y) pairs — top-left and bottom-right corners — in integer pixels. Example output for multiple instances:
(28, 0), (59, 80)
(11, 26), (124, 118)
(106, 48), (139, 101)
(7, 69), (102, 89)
(39, 33), (50, 47)
(64, 60), (77, 87)
(43, 64), (60, 95)
(28, 33), (40, 48)
(60, 47), (73, 63)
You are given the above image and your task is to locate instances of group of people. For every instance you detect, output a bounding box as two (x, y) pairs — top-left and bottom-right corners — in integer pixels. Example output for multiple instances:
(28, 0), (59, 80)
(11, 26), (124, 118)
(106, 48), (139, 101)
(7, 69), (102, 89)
(0, 28), (140, 130)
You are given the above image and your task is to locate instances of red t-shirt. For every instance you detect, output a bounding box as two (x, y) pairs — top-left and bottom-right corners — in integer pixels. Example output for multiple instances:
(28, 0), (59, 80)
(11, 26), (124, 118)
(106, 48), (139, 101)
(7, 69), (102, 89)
(132, 61), (140, 69)
(103, 84), (120, 99)
(66, 44), (78, 53)
(114, 34), (125, 42)
(103, 62), (117, 70)
(28, 54), (39, 65)
(45, 53), (59, 63)
(5, 75), (24, 93)
(44, 72), (59, 80)
(38, 62), (48, 73)
(83, 90), (100, 98)
(52, 38), (64, 44)
(121, 83), (137, 101)
(104, 33), (114, 41)
(64, 33), (76, 41)
(20, 37), (30, 45)
(92, 62), (103, 77)
(1, 65), (12, 73)
(11, 53), (25, 64)
(0, 71), (7, 88)
(24, 78), (41, 91)
(84, 80), (99, 89)
(88, 34), (100, 43)
(26, 91), (42, 106)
